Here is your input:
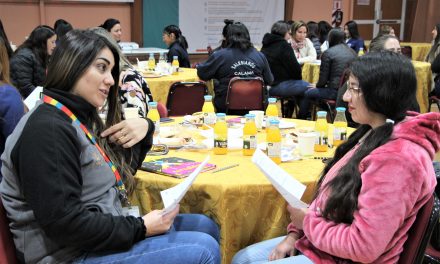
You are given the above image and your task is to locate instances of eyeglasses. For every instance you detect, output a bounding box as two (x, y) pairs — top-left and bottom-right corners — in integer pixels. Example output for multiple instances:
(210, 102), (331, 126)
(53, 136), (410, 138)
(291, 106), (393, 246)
(346, 80), (362, 96)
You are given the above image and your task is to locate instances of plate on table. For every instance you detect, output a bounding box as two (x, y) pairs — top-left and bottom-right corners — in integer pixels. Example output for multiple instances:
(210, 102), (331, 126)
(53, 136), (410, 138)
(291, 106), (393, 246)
(142, 72), (162, 78)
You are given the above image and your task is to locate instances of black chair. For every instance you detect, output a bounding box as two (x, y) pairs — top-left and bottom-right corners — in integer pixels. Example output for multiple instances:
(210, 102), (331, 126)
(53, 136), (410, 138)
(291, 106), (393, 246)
(166, 81), (208, 116)
(401, 46), (413, 60)
(225, 77), (267, 115)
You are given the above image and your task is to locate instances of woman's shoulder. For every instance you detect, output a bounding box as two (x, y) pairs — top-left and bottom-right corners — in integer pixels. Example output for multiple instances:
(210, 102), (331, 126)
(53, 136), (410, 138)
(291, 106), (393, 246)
(0, 84), (21, 97)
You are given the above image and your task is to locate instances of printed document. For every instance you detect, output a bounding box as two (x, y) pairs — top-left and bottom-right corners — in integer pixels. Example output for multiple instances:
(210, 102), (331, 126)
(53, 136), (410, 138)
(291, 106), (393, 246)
(252, 149), (308, 208)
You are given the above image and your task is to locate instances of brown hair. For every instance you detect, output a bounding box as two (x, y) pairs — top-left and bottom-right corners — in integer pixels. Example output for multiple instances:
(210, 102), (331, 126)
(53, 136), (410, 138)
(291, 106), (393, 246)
(0, 36), (10, 84)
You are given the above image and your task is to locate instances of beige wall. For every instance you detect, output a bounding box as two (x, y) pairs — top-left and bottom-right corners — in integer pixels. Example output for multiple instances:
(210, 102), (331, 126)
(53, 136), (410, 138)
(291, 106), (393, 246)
(0, 1), (132, 46)
(291, 0), (352, 25)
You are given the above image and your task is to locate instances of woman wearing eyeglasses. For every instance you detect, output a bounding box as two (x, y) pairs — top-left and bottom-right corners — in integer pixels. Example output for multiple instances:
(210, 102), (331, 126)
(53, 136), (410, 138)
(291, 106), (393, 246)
(232, 51), (439, 264)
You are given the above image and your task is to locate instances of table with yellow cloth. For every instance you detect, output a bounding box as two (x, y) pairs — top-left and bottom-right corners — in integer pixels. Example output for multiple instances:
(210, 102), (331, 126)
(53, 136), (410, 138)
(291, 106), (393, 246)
(364, 41), (432, 61)
(130, 118), (353, 264)
(144, 68), (213, 105)
(301, 61), (432, 113)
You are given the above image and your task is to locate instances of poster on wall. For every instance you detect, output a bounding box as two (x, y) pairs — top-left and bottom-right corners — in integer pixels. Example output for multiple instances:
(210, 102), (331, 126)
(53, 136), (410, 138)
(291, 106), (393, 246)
(357, 0), (370, 5)
(179, 0), (285, 54)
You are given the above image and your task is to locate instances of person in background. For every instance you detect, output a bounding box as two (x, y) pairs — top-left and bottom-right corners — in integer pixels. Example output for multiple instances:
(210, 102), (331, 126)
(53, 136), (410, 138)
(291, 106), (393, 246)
(0, 18), (13, 59)
(377, 25), (395, 37)
(100, 18), (122, 43)
(290, 21), (317, 65)
(209, 19), (234, 55)
(318, 20), (332, 53)
(344, 20), (365, 53)
(0, 36), (25, 182)
(91, 27), (153, 118)
(261, 21), (308, 116)
(306, 21), (321, 58)
(232, 51), (439, 264)
(197, 22), (273, 113)
(162, 25), (191, 68)
(1, 29), (220, 264)
(10, 25), (56, 98)
(426, 23), (440, 97)
(54, 19), (73, 43)
(369, 34), (401, 54)
(298, 28), (356, 120)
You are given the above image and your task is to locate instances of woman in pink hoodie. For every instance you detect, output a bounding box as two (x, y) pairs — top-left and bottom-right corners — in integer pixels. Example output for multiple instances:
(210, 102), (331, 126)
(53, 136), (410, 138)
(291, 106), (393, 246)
(233, 51), (440, 264)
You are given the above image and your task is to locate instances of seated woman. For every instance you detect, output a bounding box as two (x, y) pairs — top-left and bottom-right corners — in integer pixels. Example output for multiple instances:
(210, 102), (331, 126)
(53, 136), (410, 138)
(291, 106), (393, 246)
(197, 22), (273, 113)
(0, 36), (24, 181)
(260, 21), (308, 115)
(426, 23), (440, 97)
(318, 20), (332, 53)
(100, 18), (122, 43)
(377, 25), (395, 37)
(232, 51), (439, 263)
(344, 20), (365, 53)
(306, 21), (321, 58)
(290, 21), (317, 65)
(10, 25), (56, 98)
(298, 28), (356, 119)
(0, 29), (220, 264)
(162, 25), (190, 68)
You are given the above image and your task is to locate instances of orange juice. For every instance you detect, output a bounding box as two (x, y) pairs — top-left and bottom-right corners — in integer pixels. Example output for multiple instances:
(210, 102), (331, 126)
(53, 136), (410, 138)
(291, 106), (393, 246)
(202, 95), (216, 125)
(314, 111), (328, 152)
(147, 102), (160, 136)
(333, 107), (348, 147)
(266, 119), (281, 164)
(148, 53), (156, 71)
(265, 97), (278, 131)
(243, 114), (257, 156)
(213, 113), (228, 155)
(171, 55), (179, 75)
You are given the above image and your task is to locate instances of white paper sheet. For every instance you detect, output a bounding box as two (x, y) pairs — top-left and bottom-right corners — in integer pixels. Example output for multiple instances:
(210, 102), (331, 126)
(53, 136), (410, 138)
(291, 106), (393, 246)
(160, 156), (210, 214)
(252, 149), (308, 208)
(23, 86), (43, 111)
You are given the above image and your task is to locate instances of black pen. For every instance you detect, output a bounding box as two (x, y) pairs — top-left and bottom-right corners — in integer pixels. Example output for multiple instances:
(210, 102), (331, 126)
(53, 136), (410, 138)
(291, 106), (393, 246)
(212, 164), (239, 173)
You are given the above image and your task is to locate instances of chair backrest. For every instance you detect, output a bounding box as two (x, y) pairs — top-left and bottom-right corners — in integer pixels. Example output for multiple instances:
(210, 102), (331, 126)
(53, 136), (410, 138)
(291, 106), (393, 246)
(401, 46), (412, 60)
(226, 77), (266, 114)
(398, 194), (440, 264)
(0, 198), (18, 264)
(166, 81), (208, 116)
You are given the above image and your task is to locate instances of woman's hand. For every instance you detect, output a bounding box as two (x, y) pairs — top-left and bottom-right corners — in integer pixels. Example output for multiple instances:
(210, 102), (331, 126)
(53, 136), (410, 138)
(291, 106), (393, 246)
(142, 204), (180, 237)
(269, 232), (298, 261)
(101, 118), (149, 148)
(287, 205), (308, 230)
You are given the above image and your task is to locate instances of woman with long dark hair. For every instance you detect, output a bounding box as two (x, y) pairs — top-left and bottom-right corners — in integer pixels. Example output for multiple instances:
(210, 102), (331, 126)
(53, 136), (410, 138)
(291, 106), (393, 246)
(197, 22), (273, 113)
(10, 25), (56, 98)
(344, 20), (365, 53)
(232, 51), (439, 263)
(0, 29), (220, 264)
(100, 18), (122, 43)
(162, 25), (190, 68)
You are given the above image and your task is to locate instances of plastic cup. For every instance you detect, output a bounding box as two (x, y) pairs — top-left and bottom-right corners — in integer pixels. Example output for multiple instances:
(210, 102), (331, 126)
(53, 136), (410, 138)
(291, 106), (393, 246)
(249, 110), (264, 129)
(297, 131), (317, 156)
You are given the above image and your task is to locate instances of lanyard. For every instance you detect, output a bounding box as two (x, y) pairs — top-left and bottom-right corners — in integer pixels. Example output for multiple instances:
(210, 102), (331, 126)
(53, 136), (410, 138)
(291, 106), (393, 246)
(43, 95), (130, 206)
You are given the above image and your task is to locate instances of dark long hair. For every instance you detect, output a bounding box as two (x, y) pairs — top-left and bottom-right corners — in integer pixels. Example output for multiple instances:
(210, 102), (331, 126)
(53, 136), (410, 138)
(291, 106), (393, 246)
(100, 18), (120, 32)
(226, 22), (253, 51)
(0, 36), (11, 84)
(307, 21), (319, 39)
(345, 20), (360, 39)
(163, 25), (188, 50)
(220, 19), (234, 48)
(45, 30), (135, 193)
(426, 23), (440, 63)
(54, 19), (73, 42)
(16, 25), (55, 68)
(315, 51), (417, 223)
(328, 28), (345, 48)
(0, 19), (13, 59)
(318, 20), (332, 44)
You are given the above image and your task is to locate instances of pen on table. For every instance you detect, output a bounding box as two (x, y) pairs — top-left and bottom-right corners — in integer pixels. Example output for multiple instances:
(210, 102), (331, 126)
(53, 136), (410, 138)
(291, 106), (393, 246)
(211, 164), (239, 173)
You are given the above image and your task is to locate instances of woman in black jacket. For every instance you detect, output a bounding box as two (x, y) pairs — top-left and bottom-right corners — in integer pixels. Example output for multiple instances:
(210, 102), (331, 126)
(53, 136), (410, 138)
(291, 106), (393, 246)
(10, 25), (56, 98)
(162, 25), (190, 68)
(298, 28), (356, 119)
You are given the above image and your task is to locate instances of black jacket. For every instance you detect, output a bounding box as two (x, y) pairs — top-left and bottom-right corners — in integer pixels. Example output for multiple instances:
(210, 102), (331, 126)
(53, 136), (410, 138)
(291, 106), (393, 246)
(167, 41), (190, 68)
(10, 48), (46, 98)
(316, 43), (356, 90)
(260, 33), (302, 86)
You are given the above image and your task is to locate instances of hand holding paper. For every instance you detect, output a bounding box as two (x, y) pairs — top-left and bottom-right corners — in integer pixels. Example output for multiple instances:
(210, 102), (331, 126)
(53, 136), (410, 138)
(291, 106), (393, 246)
(252, 149), (308, 209)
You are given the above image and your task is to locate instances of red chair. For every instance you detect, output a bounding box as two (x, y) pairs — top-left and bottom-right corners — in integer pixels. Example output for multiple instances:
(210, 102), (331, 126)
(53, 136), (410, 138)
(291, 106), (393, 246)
(166, 81), (208, 116)
(429, 96), (440, 112)
(225, 77), (267, 114)
(398, 194), (440, 264)
(157, 102), (168, 118)
(0, 198), (18, 264)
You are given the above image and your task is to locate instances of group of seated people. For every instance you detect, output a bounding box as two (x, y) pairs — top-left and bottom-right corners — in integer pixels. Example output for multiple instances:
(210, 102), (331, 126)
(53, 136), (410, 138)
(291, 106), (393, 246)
(0, 16), (440, 264)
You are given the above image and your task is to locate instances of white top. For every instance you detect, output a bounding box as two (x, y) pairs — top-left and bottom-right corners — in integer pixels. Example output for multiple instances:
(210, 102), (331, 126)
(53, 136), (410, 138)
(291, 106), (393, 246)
(292, 38), (317, 65)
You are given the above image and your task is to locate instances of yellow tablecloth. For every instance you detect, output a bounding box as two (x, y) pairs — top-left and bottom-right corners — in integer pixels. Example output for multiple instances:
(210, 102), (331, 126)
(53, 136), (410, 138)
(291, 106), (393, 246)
(130, 118), (353, 264)
(365, 41), (432, 62)
(301, 61), (432, 113)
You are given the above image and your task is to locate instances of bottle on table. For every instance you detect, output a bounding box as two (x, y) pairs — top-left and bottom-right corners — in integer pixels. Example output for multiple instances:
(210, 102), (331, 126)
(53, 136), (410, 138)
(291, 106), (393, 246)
(266, 118), (281, 164)
(333, 107), (348, 147)
(213, 113), (228, 155)
(172, 55), (179, 75)
(147, 102), (160, 138)
(243, 113), (257, 156)
(358, 47), (365, 56)
(202, 95), (216, 125)
(265, 97), (279, 131)
(314, 111), (328, 152)
(148, 53), (156, 71)
(158, 52), (166, 63)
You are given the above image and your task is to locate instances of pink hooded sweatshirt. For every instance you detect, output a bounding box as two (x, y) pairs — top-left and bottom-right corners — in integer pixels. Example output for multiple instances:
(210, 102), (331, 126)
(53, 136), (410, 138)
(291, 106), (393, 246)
(289, 112), (440, 263)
